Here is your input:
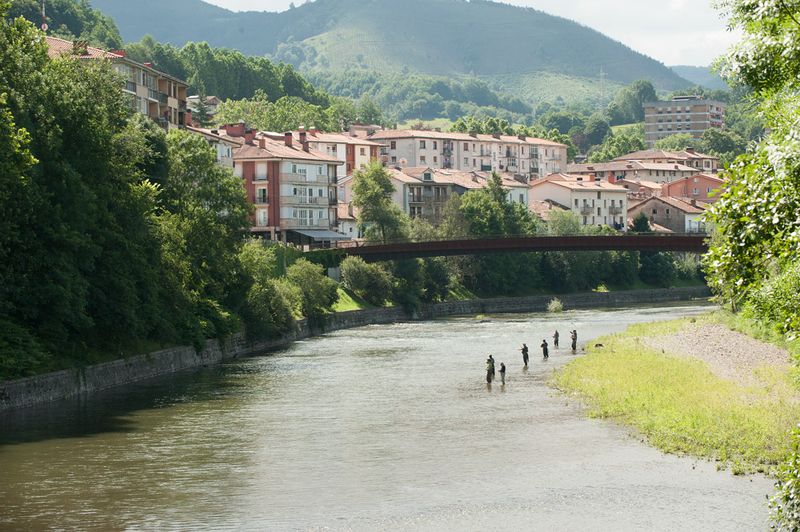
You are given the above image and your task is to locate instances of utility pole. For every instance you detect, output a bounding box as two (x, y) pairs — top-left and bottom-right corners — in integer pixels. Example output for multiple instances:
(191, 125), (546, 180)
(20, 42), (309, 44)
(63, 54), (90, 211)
(41, 0), (48, 32)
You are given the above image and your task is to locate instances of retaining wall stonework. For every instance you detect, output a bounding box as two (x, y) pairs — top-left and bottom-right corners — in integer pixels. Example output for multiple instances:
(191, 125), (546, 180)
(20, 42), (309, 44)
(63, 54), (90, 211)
(0, 286), (710, 412)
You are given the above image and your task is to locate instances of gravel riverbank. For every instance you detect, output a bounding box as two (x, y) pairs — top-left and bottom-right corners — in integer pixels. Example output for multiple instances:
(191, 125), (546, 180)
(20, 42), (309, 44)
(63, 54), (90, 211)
(644, 322), (793, 386)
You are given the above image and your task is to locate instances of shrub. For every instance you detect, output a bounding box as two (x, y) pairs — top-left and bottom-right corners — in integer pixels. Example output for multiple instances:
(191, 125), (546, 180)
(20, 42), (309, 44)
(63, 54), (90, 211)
(285, 259), (339, 320)
(340, 256), (393, 306)
(421, 258), (450, 303)
(0, 317), (52, 380)
(639, 252), (676, 287)
(594, 284), (610, 293)
(769, 425), (800, 530)
(243, 279), (297, 340)
(547, 298), (564, 313)
(744, 260), (800, 338)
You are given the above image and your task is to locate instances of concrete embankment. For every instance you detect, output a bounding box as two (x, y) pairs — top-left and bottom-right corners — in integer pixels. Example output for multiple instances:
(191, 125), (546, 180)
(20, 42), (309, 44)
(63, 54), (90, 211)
(0, 286), (710, 412)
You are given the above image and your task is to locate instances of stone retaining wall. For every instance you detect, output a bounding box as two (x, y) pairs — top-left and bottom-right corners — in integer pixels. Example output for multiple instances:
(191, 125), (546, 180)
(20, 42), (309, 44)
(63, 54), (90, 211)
(0, 286), (710, 412)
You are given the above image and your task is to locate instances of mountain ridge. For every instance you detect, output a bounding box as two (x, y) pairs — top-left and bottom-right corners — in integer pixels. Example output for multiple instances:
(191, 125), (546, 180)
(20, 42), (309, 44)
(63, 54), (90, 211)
(90, 0), (691, 96)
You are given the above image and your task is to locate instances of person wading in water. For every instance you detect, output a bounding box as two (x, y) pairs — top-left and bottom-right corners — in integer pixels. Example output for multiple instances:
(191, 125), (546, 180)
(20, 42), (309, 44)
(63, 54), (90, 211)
(553, 330), (560, 349)
(499, 362), (506, 385)
(570, 330), (578, 352)
(541, 339), (549, 359)
(520, 343), (529, 367)
(486, 356), (495, 383)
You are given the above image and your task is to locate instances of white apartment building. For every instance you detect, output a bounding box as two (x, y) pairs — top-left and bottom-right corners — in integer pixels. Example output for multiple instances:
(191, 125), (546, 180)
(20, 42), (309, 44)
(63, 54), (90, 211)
(567, 160), (697, 184)
(530, 174), (628, 229)
(370, 129), (567, 180)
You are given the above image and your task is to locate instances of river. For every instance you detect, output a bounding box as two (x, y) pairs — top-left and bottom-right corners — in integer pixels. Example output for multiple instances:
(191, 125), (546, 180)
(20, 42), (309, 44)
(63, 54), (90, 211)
(0, 304), (773, 531)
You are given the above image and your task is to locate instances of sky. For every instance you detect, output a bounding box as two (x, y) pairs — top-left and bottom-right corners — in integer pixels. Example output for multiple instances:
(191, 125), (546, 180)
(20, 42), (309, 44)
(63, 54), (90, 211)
(202, 0), (737, 66)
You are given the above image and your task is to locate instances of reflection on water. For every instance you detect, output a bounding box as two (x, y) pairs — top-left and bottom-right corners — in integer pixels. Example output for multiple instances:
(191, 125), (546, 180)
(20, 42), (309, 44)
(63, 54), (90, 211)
(0, 304), (772, 530)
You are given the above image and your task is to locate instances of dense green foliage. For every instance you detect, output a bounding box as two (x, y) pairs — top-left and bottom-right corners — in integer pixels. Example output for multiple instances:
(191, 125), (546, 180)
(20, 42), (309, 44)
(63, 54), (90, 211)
(587, 124), (647, 163)
(770, 425), (800, 528)
(8, 0), (122, 48)
(605, 80), (657, 126)
(340, 257), (392, 306)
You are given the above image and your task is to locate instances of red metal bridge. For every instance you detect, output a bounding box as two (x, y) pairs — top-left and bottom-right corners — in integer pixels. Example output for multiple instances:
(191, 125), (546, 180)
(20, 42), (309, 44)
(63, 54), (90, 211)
(337, 234), (708, 263)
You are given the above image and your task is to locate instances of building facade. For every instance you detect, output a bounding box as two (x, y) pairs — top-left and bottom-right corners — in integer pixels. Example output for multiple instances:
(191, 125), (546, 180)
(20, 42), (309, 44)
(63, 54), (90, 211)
(643, 96), (726, 147)
(46, 36), (189, 131)
(566, 160), (698, 184)
(529, 174), (628, 229)
(211, 124), (341, 244)
(660, 173), (726, 203)
(615, 148), (720, 173)
(627, 196), (709, 233)
(291, 128), (381, 179)
(370, 129), (567, 180)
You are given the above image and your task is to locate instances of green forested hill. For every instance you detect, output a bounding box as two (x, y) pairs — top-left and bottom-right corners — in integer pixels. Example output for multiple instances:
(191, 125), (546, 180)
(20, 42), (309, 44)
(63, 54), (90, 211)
(90, 0), (690, 100)
(670, 65), (729, 90)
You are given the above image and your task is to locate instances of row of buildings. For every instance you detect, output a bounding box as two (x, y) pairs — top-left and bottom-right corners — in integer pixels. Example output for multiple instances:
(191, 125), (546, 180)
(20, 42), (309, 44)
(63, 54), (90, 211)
(46, 36), (725, 242)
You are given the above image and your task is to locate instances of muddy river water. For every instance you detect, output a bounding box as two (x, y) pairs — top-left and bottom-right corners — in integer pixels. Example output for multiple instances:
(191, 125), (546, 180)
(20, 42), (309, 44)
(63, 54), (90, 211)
(0, 304), (773, 530)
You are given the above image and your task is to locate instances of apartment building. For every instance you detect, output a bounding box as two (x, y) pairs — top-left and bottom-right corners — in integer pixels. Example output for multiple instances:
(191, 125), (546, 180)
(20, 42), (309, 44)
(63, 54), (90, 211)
(210, 123), (342, 245)
(615, 148), (720, 173)
(566, 160), (697, 184)
(529, 174), (628, 229)
(615, 179), (664, 201)
(370, 129), (567, 180)
(290, 127), (381, 179)
(46, 36), (189, 131)
(628, 196), (710, 233)
(661, 173), (726, 203)
(339, 167), (529, 224)
(643, 96), (726, 147)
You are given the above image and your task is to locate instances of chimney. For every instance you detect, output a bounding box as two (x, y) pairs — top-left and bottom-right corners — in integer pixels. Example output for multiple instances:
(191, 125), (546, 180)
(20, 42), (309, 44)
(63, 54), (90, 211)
(243, 129), (256, 144)
(685, 147), (695, 153)
(184, 108), (193, 128)
(144, 62), (153, 68)
(299, 129), (307, 146)
(309, 126), (318, 136)
(492, 133), (501, 139)
(110, 49), (126, 57)
(284, 132), (293, 148)
(221, 122), (245, 138)
(259, 137), (266, 149)
(518, 135), (527, 141)
(691, 199), (697, 207)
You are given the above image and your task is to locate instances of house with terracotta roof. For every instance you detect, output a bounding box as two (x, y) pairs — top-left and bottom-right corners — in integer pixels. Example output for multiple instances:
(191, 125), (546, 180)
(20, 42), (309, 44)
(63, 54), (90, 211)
(627, 196), (710, 233)
(566, 160), (697, 184)
(186, 125), (241, 168)
(210, 123), (343, 244)
(46, 36), (189, 131)
(529, 174), (628, 229)
(661, 173), (726, 203)
(614, 179), (664, 201)
(614, 148), (720, 173)
(369, 129), (568, 180)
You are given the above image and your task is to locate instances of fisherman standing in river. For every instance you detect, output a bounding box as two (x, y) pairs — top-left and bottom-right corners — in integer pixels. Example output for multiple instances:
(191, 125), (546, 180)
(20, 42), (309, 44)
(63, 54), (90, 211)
(570, 330), (578, 352)
(520, 343), (529, 367)
(486, 355), (495, 383)
(553, 330), (560, 349)
(499, 362), (506, 385)
(541, 339), (549, 359)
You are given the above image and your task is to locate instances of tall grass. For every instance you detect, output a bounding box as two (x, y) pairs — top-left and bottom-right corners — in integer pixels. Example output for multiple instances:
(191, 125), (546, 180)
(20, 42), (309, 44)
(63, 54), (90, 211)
(553, 318), (800, 474)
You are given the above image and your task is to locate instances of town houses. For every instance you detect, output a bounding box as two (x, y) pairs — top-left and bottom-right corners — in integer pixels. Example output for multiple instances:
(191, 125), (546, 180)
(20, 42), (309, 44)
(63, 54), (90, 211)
(43, 36), (724, 241)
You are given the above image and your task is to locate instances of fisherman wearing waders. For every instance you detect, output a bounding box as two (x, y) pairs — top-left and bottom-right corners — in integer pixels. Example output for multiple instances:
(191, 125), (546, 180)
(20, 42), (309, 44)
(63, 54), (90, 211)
(499, 363), (506, 385)
(486, 356), (495, 383)
(521, 343), (529, 367)
(553, 330), (559, 348)
(570, 330), (578, 352)
(541, 339), (549, 359)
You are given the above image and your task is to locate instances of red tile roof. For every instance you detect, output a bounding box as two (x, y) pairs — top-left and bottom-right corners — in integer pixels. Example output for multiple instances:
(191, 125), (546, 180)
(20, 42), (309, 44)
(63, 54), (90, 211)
(45, 36), (121, 60)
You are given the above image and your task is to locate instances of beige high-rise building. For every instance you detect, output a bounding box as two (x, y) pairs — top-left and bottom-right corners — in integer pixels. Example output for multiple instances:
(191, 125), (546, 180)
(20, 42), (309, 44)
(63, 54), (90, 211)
(643, 96), (725, 147)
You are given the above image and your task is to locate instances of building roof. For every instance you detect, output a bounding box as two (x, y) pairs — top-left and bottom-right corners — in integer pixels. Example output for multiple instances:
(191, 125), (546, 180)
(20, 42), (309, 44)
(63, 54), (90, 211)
(186, 126), (243, 146)
(529, 199), (570, 221)
(45, 36), (121, 60)
(234, 136), (340, 163)
(614, 149), (719, 163)
(631, 195), (709, 214)
(368, 129), (566, 148)
(664, 173), (726, 186)
(337, 202), (356, 221)
(531, 173), (628, 192)
(569, 160), (697, 173)
(615, 179), (664, 190)
(300, 129), (383, 147)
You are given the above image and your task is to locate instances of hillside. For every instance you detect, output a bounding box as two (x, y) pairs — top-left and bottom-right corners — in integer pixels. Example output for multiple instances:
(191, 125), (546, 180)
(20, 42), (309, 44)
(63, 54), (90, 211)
(670, 65), (729, 91)
(91, 0), (691, 102)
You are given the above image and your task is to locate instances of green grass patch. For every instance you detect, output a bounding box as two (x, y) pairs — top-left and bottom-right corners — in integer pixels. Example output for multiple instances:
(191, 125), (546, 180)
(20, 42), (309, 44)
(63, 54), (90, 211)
(332, 287), (374, 312)
(553, 316), (800, 474)
(611, 122), (643, 135)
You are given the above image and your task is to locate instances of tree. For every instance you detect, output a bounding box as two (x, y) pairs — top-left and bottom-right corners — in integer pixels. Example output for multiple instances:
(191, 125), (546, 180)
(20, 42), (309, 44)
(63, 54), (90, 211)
(583, 114), (611, 150)
(630, 212), (651, 233)
(340, 256), (393, 306)
(285, 259), (338, 320)
(587, 126), (646, 163)
(351, 161), (410, 243)
(654, 133), (695, 151)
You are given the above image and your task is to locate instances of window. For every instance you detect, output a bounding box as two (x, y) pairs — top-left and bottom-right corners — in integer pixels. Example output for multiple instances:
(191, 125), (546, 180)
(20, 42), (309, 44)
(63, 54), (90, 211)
(360, 147), (366, 156)
(433, 156), (438, 163)
(390, 141), (396, 150)
(519, 193), (524, 203)
(420, 156), (426, 163)
(464, 157), (469, 166)
(575, 199), (579, 207)
(666, 208), (671, 215)
(256, 210), (268, 227)
(391, 156), (397, 163)
(597, 207), (601, 216)
(473, 159), (476, 167)
(652, 208), (658, 215)
(433, 141), (438, 150)
(319, 188), (324, 197)
(693, 187), (699, 195)
(464, 143), (469, 151)
(420, 140), (426, 149)
(423, 172), (432, 181)
(707, 187), (713, 193)
(256, 189), (268, 204)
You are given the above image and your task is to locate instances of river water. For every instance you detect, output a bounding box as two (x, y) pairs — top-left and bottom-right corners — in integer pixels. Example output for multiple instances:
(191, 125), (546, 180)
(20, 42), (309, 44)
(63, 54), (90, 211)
(0, 304), (773, 531)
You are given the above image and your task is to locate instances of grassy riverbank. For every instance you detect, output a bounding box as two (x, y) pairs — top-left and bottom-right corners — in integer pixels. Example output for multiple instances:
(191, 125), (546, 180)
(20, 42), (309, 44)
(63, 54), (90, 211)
(553, 313), (800, 474)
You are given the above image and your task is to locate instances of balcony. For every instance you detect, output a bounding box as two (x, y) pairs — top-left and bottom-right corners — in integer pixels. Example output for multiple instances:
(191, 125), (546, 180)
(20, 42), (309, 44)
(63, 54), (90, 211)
(580, 206), (593, 215)
(148, 88), (160, 101)
(255, 197), (269, 205)
(123, 80), (137, 93)
(158, 92), (168, 105)
(609, 206), (623, 215)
